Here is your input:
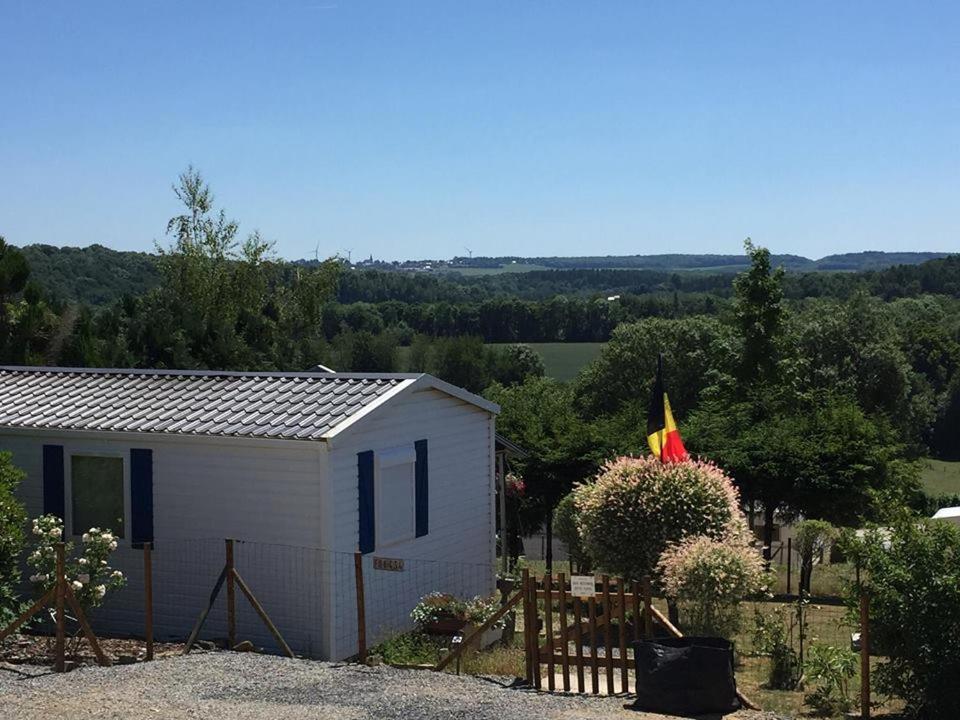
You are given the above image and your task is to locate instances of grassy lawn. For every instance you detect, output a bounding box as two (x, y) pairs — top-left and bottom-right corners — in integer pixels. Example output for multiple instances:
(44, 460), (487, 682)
(919, 458), (960, 495)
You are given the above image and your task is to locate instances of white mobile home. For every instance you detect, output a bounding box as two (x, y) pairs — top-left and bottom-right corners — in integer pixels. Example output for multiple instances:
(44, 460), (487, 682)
(0, 366), (499, 659)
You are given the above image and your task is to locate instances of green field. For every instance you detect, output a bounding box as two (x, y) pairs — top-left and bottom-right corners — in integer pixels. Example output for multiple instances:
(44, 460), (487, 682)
(439, 263), (550, 276)
(920, 459), (960, 495)
(491, 342), (605, 381)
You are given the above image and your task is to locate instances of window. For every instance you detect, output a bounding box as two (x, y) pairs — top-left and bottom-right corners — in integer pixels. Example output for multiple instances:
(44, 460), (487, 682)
(376, 446), (415, 547)
(71, 455), (125, 539)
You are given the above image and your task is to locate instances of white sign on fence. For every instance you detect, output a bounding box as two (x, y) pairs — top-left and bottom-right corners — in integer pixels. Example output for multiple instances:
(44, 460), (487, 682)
(570, 575), (596, 598)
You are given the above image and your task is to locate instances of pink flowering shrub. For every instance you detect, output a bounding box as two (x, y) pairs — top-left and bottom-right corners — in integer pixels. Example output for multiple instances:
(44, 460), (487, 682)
(505, 472), (525, 498)
(658, 534), (770, 638)
(574, 455), (746, 581)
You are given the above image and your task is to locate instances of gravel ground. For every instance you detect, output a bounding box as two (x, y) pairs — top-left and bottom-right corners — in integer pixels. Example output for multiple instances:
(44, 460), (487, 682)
(0, 653), (789, 720)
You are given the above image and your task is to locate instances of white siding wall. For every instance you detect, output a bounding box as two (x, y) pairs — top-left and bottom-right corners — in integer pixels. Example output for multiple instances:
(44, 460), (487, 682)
(325, 388), (496, 658)
(0, 432), (330, 658)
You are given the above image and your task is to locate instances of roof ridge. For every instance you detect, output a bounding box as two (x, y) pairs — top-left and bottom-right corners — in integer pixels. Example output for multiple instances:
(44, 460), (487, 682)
(0, 365), (423, 381)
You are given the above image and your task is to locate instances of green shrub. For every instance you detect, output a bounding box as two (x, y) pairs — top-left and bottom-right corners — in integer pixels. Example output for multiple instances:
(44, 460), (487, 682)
(574, 456), (744, 581)
(751, 606), (799, 689)
(371, 632), (444, 665)
(844, 518), (960, 718)
(658, 534), (769, 638)
(0, 451), (26, 625)
(803, 644), (857, 716)
(552, 492), (588, 572)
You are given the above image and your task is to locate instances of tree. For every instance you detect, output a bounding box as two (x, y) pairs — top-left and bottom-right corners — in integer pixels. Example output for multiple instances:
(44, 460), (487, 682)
(485, 378), (596, 571)
(733, 239), (785, 385)
(553, 492), (588, 572)
(0, 451), (26, 625)
(574, 456), (745, 582)
(793, 520), (836, 596)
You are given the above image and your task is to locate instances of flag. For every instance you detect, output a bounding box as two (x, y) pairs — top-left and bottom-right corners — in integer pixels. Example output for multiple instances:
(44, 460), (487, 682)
(646, 354), (688, 462)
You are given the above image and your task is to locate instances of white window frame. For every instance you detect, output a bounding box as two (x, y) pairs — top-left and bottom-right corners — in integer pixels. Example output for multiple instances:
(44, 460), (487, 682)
(375, 445), (416, 549)
(65, 450), (131, 544)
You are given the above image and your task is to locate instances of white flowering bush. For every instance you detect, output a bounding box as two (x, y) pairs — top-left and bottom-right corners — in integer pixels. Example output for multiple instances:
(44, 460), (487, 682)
(658, 533), (770, 638)
(410, 592), (504, 630)
(26, 514), (125, 613)
(574, 456), (746, 581)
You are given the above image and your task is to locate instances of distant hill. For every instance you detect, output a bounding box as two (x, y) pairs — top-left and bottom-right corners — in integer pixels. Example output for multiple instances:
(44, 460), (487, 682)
(12, 243), (955, 307)
(444, 251), (950, 274)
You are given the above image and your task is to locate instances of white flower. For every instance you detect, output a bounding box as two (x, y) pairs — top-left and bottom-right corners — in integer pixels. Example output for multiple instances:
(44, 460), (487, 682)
(95, 585), (106, 599)
(100, 560), (107, 566)
(71, 580), (83, 591)
(82, 533), (90, 543)
(111, 570), (123, 580)
(108, 541), (118, 551)
(101, 532), (114, 542)
(78, 557), (88, 566)
(48, 527), (60, 539)
(29, 574), (39, 583)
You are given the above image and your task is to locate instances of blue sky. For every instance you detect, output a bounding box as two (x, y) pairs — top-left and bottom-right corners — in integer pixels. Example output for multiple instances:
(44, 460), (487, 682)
(1, 1), (957, 261)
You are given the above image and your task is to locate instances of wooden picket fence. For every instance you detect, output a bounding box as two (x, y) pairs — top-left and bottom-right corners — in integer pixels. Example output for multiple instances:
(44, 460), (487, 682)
(521, 569), (652, 695)
(520, 569), (759, 708)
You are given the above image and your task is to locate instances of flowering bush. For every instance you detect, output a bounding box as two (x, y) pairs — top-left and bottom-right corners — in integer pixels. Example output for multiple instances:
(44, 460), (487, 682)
(658, 533), (769, 638)
(410, 592), (504, 630)
(504, 472), (525, 498)
(0, 451), (27, 626)
(26, 515), (126, 613)
(574, 456), (745, 581)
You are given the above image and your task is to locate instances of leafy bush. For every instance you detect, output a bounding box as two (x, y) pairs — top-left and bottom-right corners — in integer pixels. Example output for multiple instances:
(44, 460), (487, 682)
(574, 456), (744, 581)
(26, 515), (126, 613)
(553, 492), (588, 572)
(843, 518), (960, 719)
(0, 451), (27, 625)
(803, 644), (857, 716)
(751, 605), (799, 689)
(371, 632), (444, 666)
(658, 534), (769, 638)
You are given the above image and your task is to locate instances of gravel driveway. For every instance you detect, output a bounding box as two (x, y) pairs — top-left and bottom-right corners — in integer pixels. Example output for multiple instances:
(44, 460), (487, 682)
(0, 653), (786, 720)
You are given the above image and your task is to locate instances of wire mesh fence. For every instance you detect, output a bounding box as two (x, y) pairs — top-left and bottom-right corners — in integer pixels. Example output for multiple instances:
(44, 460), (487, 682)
(44, 538), (496, 661)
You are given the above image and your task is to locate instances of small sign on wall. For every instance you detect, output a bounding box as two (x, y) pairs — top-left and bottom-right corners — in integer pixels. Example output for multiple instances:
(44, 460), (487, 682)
(373, 556), (405, 572)
(570, 575), (596, 597)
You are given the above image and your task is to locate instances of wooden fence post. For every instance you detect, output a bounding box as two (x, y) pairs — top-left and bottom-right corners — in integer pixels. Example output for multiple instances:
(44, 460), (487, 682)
(354, 552), (367, 663)
(521, 568), (533, 685)
(55, 542), (66, 673)
(641, 575), (653, 639)
(225, 539), (236, 650)
(144, 542), (154, 661)
(544, 572), (554, 691)
(860, 591), (870, 720)
(786, 537), (792, 595)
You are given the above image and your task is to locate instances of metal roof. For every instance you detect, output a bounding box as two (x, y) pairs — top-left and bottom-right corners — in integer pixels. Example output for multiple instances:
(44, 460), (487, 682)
(0, 366), (420, 441)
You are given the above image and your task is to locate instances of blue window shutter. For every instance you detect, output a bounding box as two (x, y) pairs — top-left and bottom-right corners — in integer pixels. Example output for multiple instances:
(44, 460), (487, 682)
(130, 448), (154, 545)
(358, 450), (375, 554)
(42, 445), (65, 520)
(415, 439), (428, 538)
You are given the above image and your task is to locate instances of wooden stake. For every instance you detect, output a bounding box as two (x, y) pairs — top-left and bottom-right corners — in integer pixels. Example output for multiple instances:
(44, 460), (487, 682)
(588, 595), (599, 694)
(531, 575), (541, 690)
(55, 543), (65, 673)
(521, 569), (532, 685)
(435, 589), (523, 672)
(226, 539), (236, 650)
(544, 572), (555, 691)
(631, 580), (641, 644)
(573, 595), (585, 693)
(617, 579), (628, 693)
(786, 537), (792, 595)
(641, 575), (653, 639)
(63, 583), (111, 666)
(0, 587), (56, 643)
(861, 591), (870, 719)
(144, 542), (154, 661)
(557, 572), (570, 692)
(353, 552), (366, 663)
(602, 575), (614, 692)
(183, 566), (227, 654)
(232, 569), (295, 658)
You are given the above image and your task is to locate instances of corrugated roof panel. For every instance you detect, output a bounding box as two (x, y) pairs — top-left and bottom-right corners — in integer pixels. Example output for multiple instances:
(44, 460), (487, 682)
(0, 367), (411, 442)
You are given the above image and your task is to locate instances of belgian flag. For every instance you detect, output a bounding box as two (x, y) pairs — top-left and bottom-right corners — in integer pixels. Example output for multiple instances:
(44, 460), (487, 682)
(646, 354), (688, 462)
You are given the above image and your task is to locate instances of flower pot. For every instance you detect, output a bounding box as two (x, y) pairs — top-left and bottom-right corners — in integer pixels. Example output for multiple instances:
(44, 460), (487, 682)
(422, 617), (469, 636)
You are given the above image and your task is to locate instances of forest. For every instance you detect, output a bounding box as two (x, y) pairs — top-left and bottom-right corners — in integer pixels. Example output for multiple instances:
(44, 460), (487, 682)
(2, 170), (960, 481)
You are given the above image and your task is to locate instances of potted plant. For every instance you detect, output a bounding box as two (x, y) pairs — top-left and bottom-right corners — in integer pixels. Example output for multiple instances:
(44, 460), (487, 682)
(411, 593), (469, 635)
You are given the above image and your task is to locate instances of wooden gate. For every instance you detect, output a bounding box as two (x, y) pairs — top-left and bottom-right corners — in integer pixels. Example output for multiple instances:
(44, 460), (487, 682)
(520, 568), (760, 708)
(521, 569), (654, 695)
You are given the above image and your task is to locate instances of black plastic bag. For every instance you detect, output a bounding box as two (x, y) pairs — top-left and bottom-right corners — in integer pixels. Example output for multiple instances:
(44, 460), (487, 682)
(631, 637), (741, 716)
